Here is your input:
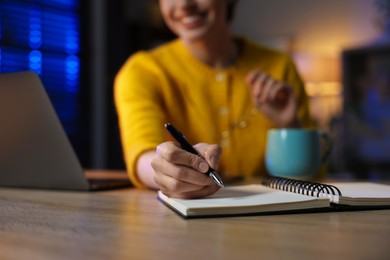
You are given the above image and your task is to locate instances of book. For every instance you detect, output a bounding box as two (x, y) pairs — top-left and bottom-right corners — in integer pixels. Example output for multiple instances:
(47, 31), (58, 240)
(157, 176), (390, 218)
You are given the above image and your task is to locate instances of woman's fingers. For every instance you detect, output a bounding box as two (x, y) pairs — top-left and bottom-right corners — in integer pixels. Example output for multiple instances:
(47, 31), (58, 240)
(175, 184), (220, 199)
(152, 155), (213, 186)
(246, 69), (299, 127)
(246, 69), (293, 107)
(246, 71), (268, 103)
(155, 169), (219, 199)
(193, 143), (222, 170)
(151, 141), (222, 198)
(154, 170), (207, 195)
(156, 142), (209, 173)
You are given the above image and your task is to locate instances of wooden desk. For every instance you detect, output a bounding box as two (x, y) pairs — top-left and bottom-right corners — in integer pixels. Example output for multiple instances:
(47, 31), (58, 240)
(0, 186), (389, 260)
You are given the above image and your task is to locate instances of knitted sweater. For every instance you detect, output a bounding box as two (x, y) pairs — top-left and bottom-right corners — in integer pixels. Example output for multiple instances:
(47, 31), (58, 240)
(114, 37), (312, 187)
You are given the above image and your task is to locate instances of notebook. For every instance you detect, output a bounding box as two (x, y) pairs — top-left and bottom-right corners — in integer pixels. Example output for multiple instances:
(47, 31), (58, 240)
(158, 176), (390, 218)
(0, 71), (131, 191)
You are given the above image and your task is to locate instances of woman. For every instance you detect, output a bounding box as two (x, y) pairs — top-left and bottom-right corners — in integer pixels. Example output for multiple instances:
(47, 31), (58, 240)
(115, 0), (312, 198)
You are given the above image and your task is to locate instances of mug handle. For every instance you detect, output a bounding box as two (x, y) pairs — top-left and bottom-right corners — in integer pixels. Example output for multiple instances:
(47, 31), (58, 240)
(318, 131), (333, 163)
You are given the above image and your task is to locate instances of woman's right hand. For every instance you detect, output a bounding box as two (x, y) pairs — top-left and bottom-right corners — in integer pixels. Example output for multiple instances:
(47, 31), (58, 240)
(151, 141), (222, 199)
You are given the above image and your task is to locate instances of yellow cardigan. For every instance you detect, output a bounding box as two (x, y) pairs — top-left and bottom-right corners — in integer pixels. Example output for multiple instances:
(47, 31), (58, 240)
(115, 37), (312, 187)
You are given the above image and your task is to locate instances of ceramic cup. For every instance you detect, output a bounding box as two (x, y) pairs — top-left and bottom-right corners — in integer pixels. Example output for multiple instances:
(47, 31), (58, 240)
(265, 129), (332, 179)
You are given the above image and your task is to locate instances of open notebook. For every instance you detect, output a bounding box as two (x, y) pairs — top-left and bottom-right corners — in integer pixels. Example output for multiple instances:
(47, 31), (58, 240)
(158, 177), (390, 218)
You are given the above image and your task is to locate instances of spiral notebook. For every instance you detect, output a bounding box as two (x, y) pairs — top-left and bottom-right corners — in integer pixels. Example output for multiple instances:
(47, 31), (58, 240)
(158, 177), (390, 218)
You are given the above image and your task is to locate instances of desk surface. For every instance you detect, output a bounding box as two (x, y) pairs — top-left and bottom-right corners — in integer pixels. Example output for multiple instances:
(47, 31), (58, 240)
(0, 184), (389, 260)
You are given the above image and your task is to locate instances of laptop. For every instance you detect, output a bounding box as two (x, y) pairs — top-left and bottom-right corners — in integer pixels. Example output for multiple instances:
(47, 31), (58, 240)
(0, 71), (131, 191)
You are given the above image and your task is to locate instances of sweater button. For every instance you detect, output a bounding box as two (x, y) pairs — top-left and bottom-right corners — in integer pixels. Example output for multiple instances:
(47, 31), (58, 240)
(221, 130), (230, 138)
(250, 108), (258, 115)
(238, 121), (248, 128)
(215, 73), (225, 82)
(219, 106), (229, 116)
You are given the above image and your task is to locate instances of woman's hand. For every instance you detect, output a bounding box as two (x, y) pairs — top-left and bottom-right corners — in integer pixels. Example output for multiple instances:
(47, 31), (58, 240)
(246, 70), (300, 128)
(151, 141), (222, 199)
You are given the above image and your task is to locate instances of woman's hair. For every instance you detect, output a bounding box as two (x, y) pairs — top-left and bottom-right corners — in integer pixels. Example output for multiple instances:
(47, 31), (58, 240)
(227, 0), (238, 22)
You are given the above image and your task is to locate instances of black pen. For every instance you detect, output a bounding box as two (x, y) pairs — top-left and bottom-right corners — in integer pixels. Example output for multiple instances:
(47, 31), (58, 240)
(164, 123), (224, 188)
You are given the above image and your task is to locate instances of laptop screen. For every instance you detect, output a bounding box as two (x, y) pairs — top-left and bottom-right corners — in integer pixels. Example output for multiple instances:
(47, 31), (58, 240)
(0, 71), (90, 190)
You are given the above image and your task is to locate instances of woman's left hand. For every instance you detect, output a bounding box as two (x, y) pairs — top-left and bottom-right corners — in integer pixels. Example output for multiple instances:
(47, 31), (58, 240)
(246, 70), (300, 128)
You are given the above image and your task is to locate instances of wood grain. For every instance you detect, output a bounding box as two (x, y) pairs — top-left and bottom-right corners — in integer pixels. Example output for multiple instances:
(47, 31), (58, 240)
(0, 184), (389, 260)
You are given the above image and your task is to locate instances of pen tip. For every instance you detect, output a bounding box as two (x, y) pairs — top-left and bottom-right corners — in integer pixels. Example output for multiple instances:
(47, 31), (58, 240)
(210, 172), (224, 188)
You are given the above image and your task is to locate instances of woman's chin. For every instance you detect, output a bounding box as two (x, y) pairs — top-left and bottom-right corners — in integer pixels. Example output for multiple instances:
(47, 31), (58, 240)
(178, 28), (212, 42)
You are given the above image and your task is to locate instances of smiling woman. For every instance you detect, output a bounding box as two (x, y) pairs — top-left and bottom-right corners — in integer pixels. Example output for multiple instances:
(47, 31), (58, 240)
(158, 0), (237, 68)
(159, 0), (229, 40)
(114, 0), (313, 198)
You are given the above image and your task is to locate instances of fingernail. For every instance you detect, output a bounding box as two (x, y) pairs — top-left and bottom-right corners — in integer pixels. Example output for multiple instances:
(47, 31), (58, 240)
(199, 162), (209, 172)
(156, 145), (163, 155)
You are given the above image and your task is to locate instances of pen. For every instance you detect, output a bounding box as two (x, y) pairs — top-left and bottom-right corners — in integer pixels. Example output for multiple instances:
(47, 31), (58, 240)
(164, 123), (224, 188)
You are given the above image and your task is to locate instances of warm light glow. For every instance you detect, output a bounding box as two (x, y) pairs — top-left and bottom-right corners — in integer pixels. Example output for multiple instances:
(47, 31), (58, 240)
(305, 82), (342, 97)
(293, 52), (344, 130)
(293, 52), (342, 98)
(293, 52), (341, 83)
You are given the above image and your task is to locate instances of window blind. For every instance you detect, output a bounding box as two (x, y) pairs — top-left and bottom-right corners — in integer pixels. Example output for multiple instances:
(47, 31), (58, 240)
(0, 0), (80, 135)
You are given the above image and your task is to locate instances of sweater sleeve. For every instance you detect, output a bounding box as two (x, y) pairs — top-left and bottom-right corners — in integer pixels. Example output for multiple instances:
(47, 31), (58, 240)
(114, 52), (167, 188)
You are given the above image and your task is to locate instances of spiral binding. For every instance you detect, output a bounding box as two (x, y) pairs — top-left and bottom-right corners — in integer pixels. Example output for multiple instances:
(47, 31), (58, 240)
(262, 176), (342, 197)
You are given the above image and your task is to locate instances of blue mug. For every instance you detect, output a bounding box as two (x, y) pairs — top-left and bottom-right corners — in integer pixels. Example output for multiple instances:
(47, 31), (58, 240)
(265, 129), (332, 179)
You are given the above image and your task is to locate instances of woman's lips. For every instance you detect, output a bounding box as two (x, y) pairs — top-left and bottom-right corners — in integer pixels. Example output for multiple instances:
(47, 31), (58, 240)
(180, 14), (205, 29)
